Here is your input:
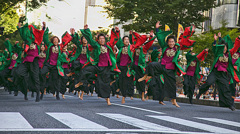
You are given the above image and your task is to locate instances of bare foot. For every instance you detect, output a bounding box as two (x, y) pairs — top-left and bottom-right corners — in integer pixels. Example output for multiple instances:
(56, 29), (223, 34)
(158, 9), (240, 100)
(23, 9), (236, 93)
(44, 88), (46, 95)
(66, 72), (73, 77)
(7, 78), (13, 82)
(91, 93), (93, 96)
(62, 94), (65, 99)
(78, 92), (80, 98)
(110, 80), (116, 86)
(159, 101), (166, 105)
(146, 76), (152, 80)
(141, 92), (145, 101)
(75, 82), (83, 88)
(88, 84), (91, 87)
(171, 99), (180, 108)
(121, 97), (125, 104)
(138, 74), (148, 82)
(106, 98), (111, 106)
(146, 96), (149, 100)
(130, 97), (133, 100)
(116, 95), (120, 98)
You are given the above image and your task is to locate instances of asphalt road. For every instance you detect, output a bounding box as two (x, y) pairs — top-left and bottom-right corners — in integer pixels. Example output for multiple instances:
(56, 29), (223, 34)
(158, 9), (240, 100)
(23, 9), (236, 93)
(0, 88), (239, 134)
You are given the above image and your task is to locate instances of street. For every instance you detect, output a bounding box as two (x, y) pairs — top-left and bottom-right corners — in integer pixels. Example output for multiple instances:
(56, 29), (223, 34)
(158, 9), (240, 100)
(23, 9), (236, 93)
(0, 88), (239, 134)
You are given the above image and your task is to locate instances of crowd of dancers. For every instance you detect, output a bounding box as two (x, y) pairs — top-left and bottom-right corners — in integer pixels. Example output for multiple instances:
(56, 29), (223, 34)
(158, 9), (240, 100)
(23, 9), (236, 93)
(0, 21), (238, 111)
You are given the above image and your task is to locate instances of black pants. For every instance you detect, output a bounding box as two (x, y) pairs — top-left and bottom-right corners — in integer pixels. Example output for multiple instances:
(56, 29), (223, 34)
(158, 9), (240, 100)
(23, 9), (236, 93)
(145, 62), (176, 99)
(229, 75), (237, 104)
(183, 75), (196, 97)
(199, 68), (233, 107)
(134, 64), (145, 94)
(119, 66), (134, 97)
(41, 62), (60, 95)
(148, 75), (164, 101)
(60, 68), (70, 95)
(79, 65), (112, 98)
(15, 58), (40, 96)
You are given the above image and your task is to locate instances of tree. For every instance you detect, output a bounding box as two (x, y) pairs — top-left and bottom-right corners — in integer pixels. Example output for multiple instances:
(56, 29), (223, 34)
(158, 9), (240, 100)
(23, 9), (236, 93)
(190, 21), (240, 68)
(104, 0), (217, 34)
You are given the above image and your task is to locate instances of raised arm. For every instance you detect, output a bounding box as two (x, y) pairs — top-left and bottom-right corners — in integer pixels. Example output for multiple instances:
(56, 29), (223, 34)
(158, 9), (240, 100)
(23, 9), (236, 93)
(70, 28), (81, 46)
(42, 27), (51, 46)
(133, 32), (148, 49)
(109, 27), (120, 49)
(155, 21), (172, 49)
(230, 36), (240, 56)
(197, 49), (209, 61)
(80, 24), (99, 48)
(142, 30), (156, 53)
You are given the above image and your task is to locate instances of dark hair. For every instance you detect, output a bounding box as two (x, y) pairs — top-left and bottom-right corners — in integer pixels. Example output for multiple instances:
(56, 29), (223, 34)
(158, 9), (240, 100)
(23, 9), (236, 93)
(80, 36), (84, 42)
(219, 39), (228, 50)
(122, 36), (129, 41)
(97, 33), (106, 40)
(50, 36), (60, 43)
(166, 35), (176, 43)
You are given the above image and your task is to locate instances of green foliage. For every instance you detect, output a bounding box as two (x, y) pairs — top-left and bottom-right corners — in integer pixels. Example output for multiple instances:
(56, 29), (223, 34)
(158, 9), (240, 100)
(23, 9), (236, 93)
(104, 0), (217, 34)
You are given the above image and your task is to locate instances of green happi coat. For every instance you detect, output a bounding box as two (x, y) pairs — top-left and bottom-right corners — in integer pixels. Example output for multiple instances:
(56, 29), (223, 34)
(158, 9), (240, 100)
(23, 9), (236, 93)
(70, 32), (92, 65)
(80, 28), (117, 71)
(115, 36), (135, 77)
(43, 28), (66, 76)
(156, 29), (185, 75)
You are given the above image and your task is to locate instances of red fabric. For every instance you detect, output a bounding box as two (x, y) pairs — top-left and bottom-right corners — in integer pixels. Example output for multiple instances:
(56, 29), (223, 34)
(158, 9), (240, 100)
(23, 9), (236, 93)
(142, 36), (155, 54)
(230, 37), (240, 56)
(108, 29), (120, 50)
(62, 32), (72, 47)
(28, 25), (45, 45)
(178, 26), (196, 50)
(24, 45), (29, 53)
(197, 50), (208, 61)
(133, 32), (148, 49)
(88, 44), (93, 52)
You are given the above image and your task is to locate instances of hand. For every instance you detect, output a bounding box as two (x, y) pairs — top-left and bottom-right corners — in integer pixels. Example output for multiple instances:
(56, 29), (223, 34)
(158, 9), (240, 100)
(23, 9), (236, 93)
(129, 30), (132, 34)
(72, 44), (76, 48)
(149, 30), (154, 37)
(5, 38), (9, 41)
(84, 24), (88, 29)
(115, 26), (119, 31)
(155, 21), (162, 29)
(15, 41), (19, 44)
(70, 28), (75, 34)
(190, 47), (193, 51)
(218, 32), (221, 37)
(214, 34), (218, 41)
(205, 48), (209, 52)
(42, 22), (46, 27)
(17, 23), (21, 28)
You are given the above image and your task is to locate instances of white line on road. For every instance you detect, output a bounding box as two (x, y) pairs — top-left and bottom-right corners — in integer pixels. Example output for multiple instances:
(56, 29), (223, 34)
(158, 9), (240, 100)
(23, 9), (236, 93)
(111, 103), (165, 114)
(0, 112), (33, 129)
(195, 117), (240, 128)
(0, 128), (213, 133)
(97, 113), (178, 132)
(46, 112), (107, 129)
(147, 115), (240, 134)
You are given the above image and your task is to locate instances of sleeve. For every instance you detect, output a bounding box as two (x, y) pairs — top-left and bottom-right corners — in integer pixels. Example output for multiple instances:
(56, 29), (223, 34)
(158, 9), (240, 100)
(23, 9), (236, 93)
(71, 32), (81, 45)
(109, 28), (120, 49)
(133, 32), (148, 48)
(142, 36), (156, 53)
(197, 50), (208, 61)
(80, 28), (99, 48)
(42, 27), (51, 46)
(230, 37), (240, 56)
(155, 29), (172, 49)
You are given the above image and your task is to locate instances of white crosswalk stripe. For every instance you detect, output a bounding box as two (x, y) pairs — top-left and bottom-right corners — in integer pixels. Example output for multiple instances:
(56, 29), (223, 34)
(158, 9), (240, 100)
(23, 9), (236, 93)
(97, 113), (179, 132)
(195, 117), (240, 128)
(0, 112), (33, 129)
(46, 112), (107, 129)
(147, 115), (240, 134)
(0, 112), (239, 134)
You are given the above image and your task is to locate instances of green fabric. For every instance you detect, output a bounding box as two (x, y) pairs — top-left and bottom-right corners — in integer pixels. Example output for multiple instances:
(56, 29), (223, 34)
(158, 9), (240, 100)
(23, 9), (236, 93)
(4, 40), (13, 53)
(156, 29), (185, 74)
(80, 28), (117, 71)
(185, 51), (201, 78)
(43, 27), (65, 76)
(14, 43), (23, 63)
(223, 35), (233, 50)
(17, 23), (35, 45)
(151, 49), (160, 62)
(116, 37), (135, 76)
(70, 32), (91, 64)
